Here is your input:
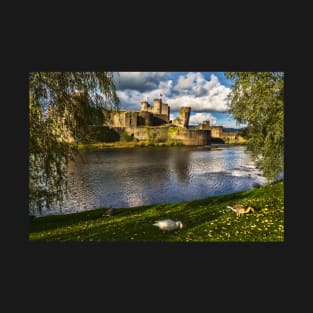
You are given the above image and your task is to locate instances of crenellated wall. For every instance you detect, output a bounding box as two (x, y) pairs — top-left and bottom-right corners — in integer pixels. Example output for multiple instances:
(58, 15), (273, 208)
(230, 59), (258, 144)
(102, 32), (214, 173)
(104, 109), (169, 128)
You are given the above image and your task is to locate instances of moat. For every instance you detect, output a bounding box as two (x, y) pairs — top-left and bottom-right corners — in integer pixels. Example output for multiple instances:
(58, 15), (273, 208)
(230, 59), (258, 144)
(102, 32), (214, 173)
(39, 145), (267, 216)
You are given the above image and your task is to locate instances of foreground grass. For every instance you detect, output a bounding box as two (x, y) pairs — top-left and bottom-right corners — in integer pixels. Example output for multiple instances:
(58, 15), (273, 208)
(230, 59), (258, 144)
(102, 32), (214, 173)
(29, 181), (284, 242)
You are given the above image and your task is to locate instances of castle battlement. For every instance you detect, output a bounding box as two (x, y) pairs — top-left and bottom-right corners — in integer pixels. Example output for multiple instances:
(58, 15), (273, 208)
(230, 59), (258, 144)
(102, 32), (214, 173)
(106, 98), (192, 129)
(140, 98), (170, 119)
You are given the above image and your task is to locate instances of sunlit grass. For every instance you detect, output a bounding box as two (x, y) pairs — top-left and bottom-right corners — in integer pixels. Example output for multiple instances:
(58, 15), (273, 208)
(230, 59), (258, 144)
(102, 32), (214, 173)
(29, 181), (284, 242)
(77, 140), (184, 150)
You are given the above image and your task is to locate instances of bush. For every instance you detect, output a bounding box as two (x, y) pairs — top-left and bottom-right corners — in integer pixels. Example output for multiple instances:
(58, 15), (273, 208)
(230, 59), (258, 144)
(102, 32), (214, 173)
(120, 130), (135, 142)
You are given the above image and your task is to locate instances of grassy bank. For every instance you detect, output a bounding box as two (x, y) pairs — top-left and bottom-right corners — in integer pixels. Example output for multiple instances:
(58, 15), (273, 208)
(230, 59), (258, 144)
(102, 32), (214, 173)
(77, 141), (247, 150)
(29, 181), (284, 242)
(77, 140), (183, 150)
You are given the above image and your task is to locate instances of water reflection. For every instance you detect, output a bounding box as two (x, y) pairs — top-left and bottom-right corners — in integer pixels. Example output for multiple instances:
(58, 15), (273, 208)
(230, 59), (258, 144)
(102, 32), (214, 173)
(41, 145), (267, 216)
(168, 149), (192, 183)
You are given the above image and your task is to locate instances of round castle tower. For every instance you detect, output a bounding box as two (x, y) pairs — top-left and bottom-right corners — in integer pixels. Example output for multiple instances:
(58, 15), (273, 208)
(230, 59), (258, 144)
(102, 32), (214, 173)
(153, 99), (162, 114)
(141, 101), (149, 111)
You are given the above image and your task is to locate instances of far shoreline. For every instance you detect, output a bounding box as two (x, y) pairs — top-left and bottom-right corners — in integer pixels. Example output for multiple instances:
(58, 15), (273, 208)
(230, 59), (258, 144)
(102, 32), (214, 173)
(76, 141), (247, 151)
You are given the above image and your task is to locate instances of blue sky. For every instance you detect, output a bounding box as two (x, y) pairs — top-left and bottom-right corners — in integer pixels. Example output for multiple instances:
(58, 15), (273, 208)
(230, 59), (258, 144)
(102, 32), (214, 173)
(113, 72), (242, 128)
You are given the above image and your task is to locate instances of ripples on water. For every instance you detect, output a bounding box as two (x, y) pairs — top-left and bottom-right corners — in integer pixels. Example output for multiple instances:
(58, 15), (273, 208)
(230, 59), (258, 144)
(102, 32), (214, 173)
(40, 145), (267, 216)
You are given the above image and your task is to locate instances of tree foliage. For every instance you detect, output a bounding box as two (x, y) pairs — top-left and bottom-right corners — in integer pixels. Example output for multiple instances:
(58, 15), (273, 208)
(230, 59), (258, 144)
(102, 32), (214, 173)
(29, 72), (120, 214)
(224, 72), (284, 181)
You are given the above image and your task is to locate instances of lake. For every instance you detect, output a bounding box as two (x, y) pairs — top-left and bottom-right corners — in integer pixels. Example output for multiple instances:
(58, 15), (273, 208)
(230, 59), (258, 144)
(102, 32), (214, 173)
(40, 145), (267, 216)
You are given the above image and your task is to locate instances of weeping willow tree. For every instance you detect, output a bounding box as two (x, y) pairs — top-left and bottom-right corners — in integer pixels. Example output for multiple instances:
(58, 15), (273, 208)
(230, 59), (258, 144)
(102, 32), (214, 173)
(224, 72), (284, 182)
(29, 72), (120, 215)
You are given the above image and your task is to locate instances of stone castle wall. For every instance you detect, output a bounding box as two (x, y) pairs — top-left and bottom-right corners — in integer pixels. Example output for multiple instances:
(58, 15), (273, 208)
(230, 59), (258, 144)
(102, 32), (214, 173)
(122, 126), (210, 146)
(221, 132), (238, 139)
(210, 126), (223, 138)
(175, 129), (211, 145)
(104, 110), (169, 128)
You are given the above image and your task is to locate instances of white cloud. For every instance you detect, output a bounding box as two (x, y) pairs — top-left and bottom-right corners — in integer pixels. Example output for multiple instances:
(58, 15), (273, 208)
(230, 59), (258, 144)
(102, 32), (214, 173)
(158, 79), (173, 97)
(115, 72), (231, 113)
(168, 92), (230, 112)
(117, 90), (143, 110)
(169, 73), (231, 111)
(174, 72), (209, 97)
(118, 87), (172, 111)
(189, 113), (217, 126)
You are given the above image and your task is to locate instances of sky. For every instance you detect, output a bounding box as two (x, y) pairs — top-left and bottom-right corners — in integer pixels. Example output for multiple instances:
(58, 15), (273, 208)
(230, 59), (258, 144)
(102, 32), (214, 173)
(113, 72), (244, 128)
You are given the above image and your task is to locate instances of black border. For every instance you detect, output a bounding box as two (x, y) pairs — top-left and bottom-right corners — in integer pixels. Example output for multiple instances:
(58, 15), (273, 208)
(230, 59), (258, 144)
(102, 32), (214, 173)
(4, 11), (302, 305)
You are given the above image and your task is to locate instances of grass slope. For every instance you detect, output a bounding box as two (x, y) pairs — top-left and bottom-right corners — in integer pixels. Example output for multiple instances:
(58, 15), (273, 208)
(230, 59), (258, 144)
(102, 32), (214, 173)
(29, 181), (284, 242)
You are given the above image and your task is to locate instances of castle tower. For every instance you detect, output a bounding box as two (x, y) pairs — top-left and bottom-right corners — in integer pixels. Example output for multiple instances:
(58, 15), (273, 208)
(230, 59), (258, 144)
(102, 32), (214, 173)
(141, 101), (149, 112)
(172, 106), (191, 128)
(179, 107), (191, 128)
(139, 111), (153, 126)
(211, 126), (223, 138)
(200, 120), (210, 130)
(162, 103), (169, 118)
(125, 112), (138, 128)
(153, 98), (162, 114)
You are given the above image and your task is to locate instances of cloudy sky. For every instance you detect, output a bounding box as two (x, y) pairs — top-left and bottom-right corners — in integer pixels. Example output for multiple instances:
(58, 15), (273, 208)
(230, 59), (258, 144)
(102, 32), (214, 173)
(113, 72), (243, 128)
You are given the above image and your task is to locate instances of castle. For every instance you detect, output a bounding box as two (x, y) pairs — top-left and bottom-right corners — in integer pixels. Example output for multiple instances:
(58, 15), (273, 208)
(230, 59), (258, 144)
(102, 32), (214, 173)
(104, 98), (191, 129)
(50, 92), (240, 145)
(103, 98), (211, 146)
(196, 120), (241, 143)
(99, 98), (241, 146)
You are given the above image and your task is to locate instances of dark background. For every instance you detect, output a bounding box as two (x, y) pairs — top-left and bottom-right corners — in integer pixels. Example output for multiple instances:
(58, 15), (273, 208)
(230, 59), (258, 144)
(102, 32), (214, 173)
(2, 2), (308, 311)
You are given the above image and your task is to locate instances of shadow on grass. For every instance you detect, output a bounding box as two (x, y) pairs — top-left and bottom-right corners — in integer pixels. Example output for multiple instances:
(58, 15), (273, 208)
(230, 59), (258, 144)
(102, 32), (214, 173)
(30, 189), (254, 235)
(30, 182), (284, 242)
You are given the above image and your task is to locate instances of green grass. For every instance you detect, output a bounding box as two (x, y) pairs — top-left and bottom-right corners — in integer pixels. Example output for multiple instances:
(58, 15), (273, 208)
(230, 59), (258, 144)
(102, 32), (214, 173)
(77, 140), (183, 150)
(29, 181), (284, 242)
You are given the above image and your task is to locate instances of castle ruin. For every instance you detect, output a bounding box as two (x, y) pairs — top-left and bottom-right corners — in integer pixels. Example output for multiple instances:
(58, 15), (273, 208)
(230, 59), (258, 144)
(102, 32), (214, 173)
(105, 98), (191, 129)
(197, 120), (240, 143)
(103, 98), (210, 146)
(172, 107), (191, 128)
(53, 92), (239, 145)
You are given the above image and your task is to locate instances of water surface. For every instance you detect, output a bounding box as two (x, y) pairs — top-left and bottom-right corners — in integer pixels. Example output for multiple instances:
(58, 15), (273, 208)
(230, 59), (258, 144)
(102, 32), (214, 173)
(41, 145), (266, 216)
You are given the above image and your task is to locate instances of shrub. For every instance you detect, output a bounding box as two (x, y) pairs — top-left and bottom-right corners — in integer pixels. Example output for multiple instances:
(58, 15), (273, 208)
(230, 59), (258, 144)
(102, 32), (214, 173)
(120, 130), (135, 142)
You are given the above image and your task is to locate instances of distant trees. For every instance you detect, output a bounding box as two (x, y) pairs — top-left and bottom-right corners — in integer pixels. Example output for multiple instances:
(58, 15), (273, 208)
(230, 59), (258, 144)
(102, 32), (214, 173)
(237, 126), (248, 138)
(29, 72), (120, 214)
(225, 72), (284, 181)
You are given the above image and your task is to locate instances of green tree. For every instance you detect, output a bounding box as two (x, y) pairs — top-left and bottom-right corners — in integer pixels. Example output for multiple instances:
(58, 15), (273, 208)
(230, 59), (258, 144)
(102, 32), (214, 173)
(224, 72), (284, 181)
(29, 72), (120, 215)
